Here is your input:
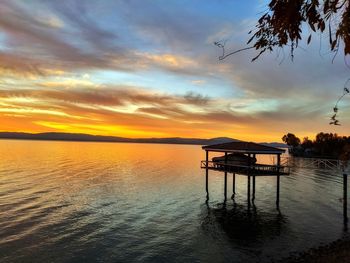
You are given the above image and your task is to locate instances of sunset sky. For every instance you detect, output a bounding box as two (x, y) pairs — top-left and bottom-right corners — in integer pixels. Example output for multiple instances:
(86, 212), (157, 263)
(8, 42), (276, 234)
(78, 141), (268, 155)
(0, 0), (349, 142)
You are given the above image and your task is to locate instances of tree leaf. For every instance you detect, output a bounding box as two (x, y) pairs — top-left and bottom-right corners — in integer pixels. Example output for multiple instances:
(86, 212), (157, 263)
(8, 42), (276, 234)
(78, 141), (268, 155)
(307, 34), (312, 44)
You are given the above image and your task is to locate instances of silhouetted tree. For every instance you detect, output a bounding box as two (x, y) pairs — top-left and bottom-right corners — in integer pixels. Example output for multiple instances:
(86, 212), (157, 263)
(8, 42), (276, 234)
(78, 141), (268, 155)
(249, 0), (350, 60)
(282, 133), (301, 147)
(301, 136), (313, 149)
(285, 132), (350, 159)
(215, 0), (350, 61)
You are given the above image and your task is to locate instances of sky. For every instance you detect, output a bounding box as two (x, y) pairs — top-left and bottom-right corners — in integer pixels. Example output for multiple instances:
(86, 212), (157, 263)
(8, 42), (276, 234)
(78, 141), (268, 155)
(0, 0), (349, 142)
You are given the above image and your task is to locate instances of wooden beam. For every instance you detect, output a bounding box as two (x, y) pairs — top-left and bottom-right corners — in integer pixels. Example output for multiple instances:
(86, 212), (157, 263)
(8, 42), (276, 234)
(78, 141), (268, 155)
(344, 173), (348, 224)
(276, 153), (281, 207)
(252, 175), (256, 202)
(206, 150), (209, 200)
(224, 152), (227, 201)
(252, 154), (256, 202)
(232, 173), (235, 199)
(247, 174), (251, 207)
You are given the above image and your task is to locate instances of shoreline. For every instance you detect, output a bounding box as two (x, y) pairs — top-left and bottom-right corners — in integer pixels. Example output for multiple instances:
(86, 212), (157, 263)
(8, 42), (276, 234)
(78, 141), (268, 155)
(281, 235), (350, 263)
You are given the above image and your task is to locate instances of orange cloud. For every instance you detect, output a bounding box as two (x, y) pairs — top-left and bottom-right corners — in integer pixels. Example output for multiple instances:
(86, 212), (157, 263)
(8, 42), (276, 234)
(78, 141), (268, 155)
(1, 85), (346, 141)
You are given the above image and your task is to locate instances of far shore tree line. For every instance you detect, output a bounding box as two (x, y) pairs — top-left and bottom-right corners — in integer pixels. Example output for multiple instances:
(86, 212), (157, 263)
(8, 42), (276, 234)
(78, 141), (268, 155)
(282, 132), (350, 161)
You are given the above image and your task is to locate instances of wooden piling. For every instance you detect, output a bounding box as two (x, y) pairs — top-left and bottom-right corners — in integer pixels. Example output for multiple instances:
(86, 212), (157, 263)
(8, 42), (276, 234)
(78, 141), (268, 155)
(247, 174), (251, 207)
(252, 154), (256, 201)
(276, 154), (281, 207)
(344, 173), (348, 223)
(232, 173), (235, 199)
(224, 152), (227, 201)
(252, 175), (256, 201)
(205, 150), (209, 200)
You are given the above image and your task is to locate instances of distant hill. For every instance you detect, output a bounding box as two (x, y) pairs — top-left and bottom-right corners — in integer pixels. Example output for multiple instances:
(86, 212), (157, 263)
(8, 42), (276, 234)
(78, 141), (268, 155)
(0, 132), (241, 145)
(260, 142), (290, 148)
(0, 132), (286, 147)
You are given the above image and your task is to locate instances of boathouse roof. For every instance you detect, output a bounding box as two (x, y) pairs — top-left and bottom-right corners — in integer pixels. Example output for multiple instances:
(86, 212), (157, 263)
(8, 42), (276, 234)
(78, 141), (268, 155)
(202, 141), (285, 154)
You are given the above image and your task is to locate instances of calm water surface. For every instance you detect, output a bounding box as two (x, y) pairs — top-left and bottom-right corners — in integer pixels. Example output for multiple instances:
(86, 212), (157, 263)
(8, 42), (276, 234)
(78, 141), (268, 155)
(0, 140), (348, 262)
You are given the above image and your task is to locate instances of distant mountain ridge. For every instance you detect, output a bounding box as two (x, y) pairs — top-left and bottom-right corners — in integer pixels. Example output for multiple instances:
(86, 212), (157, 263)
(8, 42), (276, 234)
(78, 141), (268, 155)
(0, 132), (286, 147)
(260, 142), (290, 148)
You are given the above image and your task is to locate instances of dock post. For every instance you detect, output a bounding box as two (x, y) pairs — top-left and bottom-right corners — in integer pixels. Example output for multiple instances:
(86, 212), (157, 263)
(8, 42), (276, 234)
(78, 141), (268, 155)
(276, 175), (280, 207)
(252, 175), (256, 202)
(344, 173), (348, 224)
(231, 173), (235, 199)
(206, 150), (209, 201)
(224, 172), (227, 201)
(247, 174), (251, 208)
(276, 154), (281, 207)
(224, 152), (227, 201)
(252, 154), (256, 202)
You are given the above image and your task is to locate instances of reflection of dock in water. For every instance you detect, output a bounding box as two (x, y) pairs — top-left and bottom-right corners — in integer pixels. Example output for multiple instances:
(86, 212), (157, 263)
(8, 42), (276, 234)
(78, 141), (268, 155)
(201, 141), (288, 207)
(201, 202), (287, 244)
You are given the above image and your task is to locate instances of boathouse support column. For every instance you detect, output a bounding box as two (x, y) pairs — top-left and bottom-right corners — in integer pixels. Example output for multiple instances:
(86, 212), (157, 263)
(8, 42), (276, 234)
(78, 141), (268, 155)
(224, 152), (228, 201)
(276, 154), (281, 207)
(247, 174), (251, 208)
(252, 175), (256, 202)
(247, 153), (251, 207)
(344, 173), (348, 224)
(252, 154), (256, 202)
(206, 150), (209, 200)
(232, 173), (235, 199)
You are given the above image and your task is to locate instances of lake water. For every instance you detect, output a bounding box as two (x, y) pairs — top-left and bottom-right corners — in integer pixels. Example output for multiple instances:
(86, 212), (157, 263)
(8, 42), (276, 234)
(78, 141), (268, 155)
(0, 140), (348, 262)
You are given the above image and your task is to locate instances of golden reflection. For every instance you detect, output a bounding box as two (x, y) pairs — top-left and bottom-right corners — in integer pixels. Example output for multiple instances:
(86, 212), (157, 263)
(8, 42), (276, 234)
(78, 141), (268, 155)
(0, 140), (204, 192)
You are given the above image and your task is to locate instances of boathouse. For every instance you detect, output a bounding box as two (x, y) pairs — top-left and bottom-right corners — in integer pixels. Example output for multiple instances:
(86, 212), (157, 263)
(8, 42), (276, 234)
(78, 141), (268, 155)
(201, 141), (290, 206)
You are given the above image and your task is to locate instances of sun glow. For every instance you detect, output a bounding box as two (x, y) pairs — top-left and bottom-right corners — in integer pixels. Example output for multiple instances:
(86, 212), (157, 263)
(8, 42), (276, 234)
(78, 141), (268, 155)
(33, 121), (168, 138)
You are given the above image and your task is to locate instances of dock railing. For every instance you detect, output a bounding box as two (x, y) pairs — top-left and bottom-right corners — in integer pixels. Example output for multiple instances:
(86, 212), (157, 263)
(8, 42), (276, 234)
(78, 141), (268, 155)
(281, 157), (346, 171)
(200, 161), (290, 175)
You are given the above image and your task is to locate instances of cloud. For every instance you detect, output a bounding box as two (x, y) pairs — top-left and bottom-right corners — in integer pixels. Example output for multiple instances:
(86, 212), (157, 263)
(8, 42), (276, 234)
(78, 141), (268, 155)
(0, 0), (349, 140)
(1, 83), (348, 140)
(0, 86), (267, 135)
(0, 52), (47, 77)
(48, 1), (121, 52)
(0, 1), (227, 80)
(0, 0), (211, 80)
(0, 87), (211, 110)
(0, 1), (128, 76)
(191, 80), (206, 85)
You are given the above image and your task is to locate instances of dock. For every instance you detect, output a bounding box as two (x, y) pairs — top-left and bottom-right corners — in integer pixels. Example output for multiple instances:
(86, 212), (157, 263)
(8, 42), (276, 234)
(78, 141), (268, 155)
(201, 141), (349, 225)
(201, 141), (289, 207)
